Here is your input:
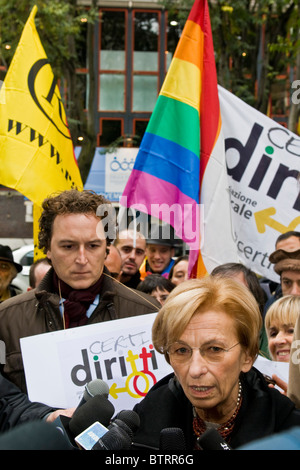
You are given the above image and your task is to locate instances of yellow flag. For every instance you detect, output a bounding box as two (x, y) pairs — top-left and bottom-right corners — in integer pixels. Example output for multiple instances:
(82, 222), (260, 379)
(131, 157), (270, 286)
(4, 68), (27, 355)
(0, 5), (83, 206)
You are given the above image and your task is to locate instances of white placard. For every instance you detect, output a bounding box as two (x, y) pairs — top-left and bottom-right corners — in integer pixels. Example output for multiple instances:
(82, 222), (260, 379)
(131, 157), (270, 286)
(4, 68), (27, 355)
(254, 354), (289, 388)
(20, 313), (172, 412)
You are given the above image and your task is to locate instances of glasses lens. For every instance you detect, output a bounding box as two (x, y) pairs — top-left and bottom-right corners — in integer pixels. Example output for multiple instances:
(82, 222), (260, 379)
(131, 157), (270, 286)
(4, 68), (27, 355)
(202, 345), (225, 363)
(168, 343), (191, 362)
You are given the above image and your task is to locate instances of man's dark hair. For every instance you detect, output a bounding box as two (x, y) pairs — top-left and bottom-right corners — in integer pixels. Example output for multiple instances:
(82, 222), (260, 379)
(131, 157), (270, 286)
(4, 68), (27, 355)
(211, 262), (266, 315)
(275, 231), (300, 246)
(38, 190), (114, 253)
(137, 274), (175, 294)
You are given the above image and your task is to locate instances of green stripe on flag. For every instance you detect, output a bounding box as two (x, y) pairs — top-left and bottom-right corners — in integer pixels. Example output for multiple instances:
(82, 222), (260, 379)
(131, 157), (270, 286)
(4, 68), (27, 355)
(147, 95), (200, 158)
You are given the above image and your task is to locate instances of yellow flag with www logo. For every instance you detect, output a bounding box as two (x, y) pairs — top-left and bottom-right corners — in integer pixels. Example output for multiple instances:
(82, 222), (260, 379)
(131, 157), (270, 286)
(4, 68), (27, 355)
(0, 5), (83, 207)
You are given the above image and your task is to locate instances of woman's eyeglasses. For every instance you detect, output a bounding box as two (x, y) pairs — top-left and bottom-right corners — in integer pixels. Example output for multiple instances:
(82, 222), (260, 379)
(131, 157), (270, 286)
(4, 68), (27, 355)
(166, 341), (240, 364)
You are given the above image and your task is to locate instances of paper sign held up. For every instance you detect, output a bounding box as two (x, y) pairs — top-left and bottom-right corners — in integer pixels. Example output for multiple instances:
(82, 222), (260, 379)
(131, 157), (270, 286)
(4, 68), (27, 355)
(20, 313), (172, 413)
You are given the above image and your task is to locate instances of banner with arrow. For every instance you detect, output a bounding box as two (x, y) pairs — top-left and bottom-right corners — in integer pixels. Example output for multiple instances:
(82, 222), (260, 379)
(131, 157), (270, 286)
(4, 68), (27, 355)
(219, 86), (300, 283)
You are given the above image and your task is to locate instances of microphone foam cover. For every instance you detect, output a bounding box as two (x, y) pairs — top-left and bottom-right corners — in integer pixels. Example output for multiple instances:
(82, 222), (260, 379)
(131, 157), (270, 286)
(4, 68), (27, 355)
(109, 419), (133, 439)
(114, 410), (140, 432)
(159, 427), (186, 451)
(69, 395), (115, 437)
(83, 379), (109, 400)
(100, 427), (132, 451)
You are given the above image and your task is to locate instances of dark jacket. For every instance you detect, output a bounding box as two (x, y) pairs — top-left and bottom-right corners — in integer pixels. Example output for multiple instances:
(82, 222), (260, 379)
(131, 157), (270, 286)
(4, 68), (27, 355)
(0, 267), (160, 393)
(132, 368), (300, 450)
(0, 372), (54, 433)
(122, 270), (142, 289)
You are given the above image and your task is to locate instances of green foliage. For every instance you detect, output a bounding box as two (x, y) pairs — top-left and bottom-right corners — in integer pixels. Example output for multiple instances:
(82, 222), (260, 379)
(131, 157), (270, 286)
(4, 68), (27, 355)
(160, 0), (299, 113)
(0, 0), (98, 77)
(1, 0), (299, 181)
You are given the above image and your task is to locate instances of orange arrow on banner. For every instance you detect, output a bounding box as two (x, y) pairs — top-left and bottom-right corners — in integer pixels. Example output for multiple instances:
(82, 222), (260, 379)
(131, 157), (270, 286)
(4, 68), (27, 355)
(254, 207), (300, 234)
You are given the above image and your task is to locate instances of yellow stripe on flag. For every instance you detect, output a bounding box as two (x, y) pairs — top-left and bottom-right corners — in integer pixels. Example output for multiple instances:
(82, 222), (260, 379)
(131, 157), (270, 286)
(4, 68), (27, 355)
(161, 58), (201, 111)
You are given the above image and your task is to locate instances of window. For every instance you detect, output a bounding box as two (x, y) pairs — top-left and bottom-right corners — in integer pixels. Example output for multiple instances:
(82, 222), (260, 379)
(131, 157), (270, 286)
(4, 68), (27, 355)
(98, 8), (164, 144)
(134, 119), (149, 146)
(99, 10), (126, 111)
(132, 11), (160, 112)
(99, 119), (123, 147)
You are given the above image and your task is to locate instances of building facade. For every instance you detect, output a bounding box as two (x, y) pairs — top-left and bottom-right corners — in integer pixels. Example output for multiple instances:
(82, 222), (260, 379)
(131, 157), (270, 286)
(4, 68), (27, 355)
(78, 0), (182, 148)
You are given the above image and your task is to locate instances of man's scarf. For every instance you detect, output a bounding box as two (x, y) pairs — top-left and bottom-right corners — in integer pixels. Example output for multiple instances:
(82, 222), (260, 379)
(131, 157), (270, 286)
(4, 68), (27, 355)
(53, 271), (103, 328)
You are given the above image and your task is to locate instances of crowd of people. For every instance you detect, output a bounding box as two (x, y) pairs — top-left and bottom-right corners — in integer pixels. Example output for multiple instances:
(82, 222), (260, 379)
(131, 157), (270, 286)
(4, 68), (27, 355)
(1, 189), (300, 450)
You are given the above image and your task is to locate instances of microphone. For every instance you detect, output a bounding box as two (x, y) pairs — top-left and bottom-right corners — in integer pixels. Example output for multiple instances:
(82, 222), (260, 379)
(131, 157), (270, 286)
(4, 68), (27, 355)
(197, 427), (232, 450)
(159, 428), (186, 451)
(73, 408), (140, 450)
(113, 409), (140, 434)
(108, 410), (140, 440)
(0, 421), (74, 450)
(69, 394), (115, 437)
(109, 418), (134, 440)
(54, 379), (112, 447)
(91, 426), (132, 450)
(77, 379), (109, 408)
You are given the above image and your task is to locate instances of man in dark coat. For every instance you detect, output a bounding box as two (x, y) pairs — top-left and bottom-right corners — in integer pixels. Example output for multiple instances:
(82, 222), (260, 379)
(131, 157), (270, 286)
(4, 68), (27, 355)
(0, 190), (160, 393)
(0, 245), (23, 302)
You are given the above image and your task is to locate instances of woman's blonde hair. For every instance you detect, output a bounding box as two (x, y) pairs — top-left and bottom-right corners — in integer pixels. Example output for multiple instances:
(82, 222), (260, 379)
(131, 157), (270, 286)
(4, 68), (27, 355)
(152, 276), (262, 363)
(265, 295), (300, 333)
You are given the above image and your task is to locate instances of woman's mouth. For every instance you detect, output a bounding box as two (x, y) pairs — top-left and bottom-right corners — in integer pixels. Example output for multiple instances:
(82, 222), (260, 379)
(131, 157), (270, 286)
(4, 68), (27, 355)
(190, 385), (214, 397)
(276, 349), (290, 360)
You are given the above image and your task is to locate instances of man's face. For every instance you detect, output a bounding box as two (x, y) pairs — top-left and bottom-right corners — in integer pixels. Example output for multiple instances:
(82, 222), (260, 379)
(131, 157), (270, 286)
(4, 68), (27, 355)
(116, 234), (146, 276)
(0, 261), (15, 296)
(146, 244), (174, 274)
(281, 270), (300, 296)
(47, 213), (107, 289)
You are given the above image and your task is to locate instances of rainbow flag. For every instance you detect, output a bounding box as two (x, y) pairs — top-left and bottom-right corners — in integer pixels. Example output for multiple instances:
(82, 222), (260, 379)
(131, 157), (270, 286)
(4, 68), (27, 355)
(121, 0), (237, 277)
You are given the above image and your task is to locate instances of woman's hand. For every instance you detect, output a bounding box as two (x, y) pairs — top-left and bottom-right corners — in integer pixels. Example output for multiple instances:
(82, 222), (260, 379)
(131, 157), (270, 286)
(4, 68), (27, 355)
(268, 374), (287, 395)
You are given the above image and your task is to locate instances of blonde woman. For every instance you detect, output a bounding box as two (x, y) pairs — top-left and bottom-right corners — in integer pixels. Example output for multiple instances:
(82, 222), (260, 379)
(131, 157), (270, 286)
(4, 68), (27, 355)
(265, 296), (300, 363)
(132, 277), (300, 450)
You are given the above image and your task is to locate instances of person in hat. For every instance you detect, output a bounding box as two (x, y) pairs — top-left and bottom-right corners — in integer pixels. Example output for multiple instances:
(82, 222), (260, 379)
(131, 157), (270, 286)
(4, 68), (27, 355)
(143, 239), (175, 279)
(263, 231), (300, 314)
(139, 224), (182, 280)
(269, 247), (300, 297)
(0, 245), (23, 302)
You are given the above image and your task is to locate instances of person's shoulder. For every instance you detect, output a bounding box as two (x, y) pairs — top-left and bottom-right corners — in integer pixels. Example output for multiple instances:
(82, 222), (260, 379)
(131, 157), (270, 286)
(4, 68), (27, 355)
(113, 280), (160, 309)
(0, 289), (36, 313)
(134, 373), (175, 407)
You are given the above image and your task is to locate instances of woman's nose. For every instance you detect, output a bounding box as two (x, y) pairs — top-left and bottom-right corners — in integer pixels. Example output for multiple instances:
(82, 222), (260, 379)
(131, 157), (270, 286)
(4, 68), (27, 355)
(188, 350), (209, 377)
